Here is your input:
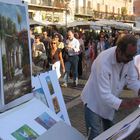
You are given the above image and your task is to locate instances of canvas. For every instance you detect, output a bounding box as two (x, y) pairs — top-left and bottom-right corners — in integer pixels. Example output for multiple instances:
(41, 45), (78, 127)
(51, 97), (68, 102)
(0, 0), (32, 110)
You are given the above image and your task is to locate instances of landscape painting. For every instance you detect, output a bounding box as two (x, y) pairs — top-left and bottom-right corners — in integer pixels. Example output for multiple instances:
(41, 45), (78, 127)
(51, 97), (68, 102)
(35, 112), (57, 130)
(0, 1), (31, 104)
(45, 76), (54, 95)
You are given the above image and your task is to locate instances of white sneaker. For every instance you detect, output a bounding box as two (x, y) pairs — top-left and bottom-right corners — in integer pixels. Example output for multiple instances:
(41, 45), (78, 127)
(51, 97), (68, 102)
(61, 83), (67, 88)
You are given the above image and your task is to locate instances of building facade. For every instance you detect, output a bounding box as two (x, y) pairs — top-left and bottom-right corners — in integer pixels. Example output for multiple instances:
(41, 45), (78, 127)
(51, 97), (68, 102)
(24, 0), (135, 25)
(24, 0), (75, 25)
(75, 0), (134, 21)
(133, 0), (140, 27)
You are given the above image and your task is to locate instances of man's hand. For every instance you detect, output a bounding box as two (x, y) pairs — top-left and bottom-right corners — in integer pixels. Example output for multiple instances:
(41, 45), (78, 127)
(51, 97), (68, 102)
(120, 99), (140, 109)
(120, 100), (130, 109)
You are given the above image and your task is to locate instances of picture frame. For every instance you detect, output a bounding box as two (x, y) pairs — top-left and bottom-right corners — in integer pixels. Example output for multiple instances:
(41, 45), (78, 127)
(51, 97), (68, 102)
(0, 0), (33, 111)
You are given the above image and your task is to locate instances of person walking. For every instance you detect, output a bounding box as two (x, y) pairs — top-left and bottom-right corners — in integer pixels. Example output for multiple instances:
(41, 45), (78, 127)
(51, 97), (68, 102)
(48, 39), (65, 79)
(81, 34), (140, 140)
(74, 32), (85, 78)
(61, 30), (80, 87)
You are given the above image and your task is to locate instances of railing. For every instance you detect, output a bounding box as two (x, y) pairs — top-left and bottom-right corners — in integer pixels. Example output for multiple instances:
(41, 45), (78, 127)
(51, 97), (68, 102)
(93, 10), (135, 21)
(30, 0), (65, 8)
(75, 7), (93, 16)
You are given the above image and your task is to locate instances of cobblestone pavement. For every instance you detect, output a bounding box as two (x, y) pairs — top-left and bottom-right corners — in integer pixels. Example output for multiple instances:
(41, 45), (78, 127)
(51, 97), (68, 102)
(60, 77), (140, 137)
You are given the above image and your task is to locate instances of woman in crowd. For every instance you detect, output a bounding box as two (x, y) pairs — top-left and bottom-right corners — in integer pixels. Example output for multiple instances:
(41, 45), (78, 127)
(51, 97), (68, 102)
(84, 40), (96, 78)
(53, 33), (64, 50)
(32, 34), (47, 69)
(97, 34), (106, 54)
(48, 39), (65, 79)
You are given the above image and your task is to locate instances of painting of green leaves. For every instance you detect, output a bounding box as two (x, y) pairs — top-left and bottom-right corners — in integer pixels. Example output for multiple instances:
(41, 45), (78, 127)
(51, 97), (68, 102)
(0, 2), (31, 104)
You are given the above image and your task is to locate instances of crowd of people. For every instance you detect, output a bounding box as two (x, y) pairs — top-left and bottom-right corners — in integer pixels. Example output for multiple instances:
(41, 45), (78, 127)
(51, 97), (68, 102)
(31, 27), (134, 86)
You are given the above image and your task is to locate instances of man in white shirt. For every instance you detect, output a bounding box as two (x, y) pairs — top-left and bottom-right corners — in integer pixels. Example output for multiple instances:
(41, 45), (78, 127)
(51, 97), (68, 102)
(62, 30), (80, 87)
(81, 35), (140, 140)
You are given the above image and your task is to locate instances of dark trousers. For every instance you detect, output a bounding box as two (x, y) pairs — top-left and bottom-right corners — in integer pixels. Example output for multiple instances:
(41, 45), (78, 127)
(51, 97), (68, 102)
(63, 55), (79, 84)
(78, 53), (83, 77)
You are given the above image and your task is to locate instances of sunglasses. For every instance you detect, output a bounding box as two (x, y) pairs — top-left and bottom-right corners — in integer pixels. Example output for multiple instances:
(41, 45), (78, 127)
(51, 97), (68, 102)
(51, 42), (56, 44)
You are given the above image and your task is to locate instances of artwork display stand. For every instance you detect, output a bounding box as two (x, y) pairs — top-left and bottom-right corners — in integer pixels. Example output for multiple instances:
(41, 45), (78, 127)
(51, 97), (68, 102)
(0, 98), (86, 140)
(32, 71), (71, 125)
(1, 98), (140, 140)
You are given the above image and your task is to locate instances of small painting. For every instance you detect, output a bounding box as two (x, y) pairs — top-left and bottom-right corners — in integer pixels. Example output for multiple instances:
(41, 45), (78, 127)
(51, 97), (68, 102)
(52, 97), (60, 113)
(11, 124), (39, 140)
(35, 112), (57, 130)
(45, 76), (54, 95)
(33, 88), (48, 106)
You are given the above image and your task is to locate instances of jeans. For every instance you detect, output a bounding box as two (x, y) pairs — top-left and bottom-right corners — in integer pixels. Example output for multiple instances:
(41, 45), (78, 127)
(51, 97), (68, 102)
(63, 55), (79, 84)
(84, 105), (113, 140)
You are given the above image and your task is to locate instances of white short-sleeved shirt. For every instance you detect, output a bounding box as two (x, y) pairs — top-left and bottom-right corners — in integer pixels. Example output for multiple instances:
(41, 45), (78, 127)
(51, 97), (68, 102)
(81, 47), (140, 120)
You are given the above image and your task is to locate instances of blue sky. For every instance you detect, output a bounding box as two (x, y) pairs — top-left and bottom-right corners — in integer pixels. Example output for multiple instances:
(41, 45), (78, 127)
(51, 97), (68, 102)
(0, 2), (28, 31)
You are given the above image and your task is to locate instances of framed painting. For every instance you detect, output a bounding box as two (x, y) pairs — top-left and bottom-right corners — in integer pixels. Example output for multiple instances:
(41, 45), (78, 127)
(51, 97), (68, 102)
(0, 0), (33, 111)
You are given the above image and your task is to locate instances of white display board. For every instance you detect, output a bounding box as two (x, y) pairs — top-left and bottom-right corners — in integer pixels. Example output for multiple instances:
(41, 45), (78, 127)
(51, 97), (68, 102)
(0, 0), (32, 111)
(0, 98), (61, 140)
(32, 70), (71, 125)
